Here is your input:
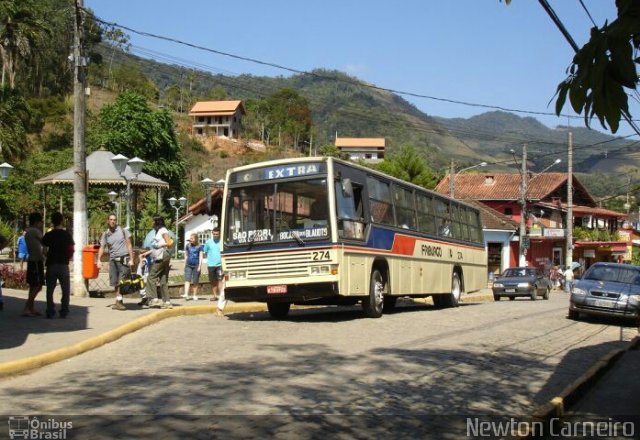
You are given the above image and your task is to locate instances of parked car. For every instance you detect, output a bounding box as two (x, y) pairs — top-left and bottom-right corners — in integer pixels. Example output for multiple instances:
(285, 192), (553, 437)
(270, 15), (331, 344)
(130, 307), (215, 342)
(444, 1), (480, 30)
(568, 262), (640, 323)
(492, 267), (551, 301)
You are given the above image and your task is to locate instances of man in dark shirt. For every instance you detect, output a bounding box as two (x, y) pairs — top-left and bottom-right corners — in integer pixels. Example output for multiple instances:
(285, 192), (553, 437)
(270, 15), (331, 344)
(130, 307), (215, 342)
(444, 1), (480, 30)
(41, 212), (75, 319)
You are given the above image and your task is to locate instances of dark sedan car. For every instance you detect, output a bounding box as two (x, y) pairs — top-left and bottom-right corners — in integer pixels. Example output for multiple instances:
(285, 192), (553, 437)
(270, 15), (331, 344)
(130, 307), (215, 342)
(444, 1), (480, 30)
(568, 262), (640, 323)
(492, 267), (551, 301)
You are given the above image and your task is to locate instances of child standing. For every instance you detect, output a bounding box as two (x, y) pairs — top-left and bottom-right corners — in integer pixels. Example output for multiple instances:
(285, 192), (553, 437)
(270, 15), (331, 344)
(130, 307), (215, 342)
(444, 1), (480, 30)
(136, 250), (151, 306)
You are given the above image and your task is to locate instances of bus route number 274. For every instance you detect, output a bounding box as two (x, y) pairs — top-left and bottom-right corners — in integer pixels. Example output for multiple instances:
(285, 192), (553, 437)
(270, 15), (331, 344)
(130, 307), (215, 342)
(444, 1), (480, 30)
(312, 251), (330, 261)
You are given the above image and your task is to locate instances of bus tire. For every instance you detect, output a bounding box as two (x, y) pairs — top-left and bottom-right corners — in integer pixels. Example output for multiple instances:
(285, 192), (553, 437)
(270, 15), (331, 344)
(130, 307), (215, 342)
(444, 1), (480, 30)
(441, 272), (462, 308)
(363, 269), (384, 318)
(383, 296), (397, 312)
(267, 302), (291, 319)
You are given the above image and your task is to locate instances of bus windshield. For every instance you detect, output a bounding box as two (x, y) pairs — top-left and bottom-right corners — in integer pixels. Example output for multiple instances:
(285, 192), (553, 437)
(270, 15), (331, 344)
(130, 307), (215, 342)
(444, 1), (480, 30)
(225, 178), (330, 246)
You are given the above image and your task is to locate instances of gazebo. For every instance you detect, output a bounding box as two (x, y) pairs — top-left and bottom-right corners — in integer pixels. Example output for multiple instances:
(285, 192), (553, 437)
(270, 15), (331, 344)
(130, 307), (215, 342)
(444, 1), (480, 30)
(35, 149), (170, 239)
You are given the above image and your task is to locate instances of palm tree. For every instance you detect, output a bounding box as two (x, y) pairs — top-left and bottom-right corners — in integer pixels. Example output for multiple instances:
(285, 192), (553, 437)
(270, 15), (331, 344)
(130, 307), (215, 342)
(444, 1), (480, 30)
(0, 85), (30, 160)
(0, 0), (48, 89)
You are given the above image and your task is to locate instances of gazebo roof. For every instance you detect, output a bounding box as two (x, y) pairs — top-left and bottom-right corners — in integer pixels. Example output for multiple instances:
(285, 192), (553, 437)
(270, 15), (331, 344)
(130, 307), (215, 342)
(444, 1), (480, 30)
(35, 149), (169, 189)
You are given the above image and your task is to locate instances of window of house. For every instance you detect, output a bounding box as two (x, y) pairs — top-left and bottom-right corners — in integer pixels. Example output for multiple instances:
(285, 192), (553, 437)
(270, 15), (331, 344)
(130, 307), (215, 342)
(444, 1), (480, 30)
(504, 207), (513, 216)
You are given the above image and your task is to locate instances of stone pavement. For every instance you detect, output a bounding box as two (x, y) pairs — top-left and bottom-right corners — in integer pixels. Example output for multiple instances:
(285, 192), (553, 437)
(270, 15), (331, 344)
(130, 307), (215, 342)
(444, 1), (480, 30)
(1, 282), (638, 420)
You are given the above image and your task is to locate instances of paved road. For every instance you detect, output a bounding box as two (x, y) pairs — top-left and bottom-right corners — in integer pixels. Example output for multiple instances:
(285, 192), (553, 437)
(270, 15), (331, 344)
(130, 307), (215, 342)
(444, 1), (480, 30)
(1, 292), (634, 438)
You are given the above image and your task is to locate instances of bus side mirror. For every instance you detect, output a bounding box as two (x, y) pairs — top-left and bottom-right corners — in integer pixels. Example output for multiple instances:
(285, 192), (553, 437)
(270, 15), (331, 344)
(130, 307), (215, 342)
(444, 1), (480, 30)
(342, 178), (353, 198)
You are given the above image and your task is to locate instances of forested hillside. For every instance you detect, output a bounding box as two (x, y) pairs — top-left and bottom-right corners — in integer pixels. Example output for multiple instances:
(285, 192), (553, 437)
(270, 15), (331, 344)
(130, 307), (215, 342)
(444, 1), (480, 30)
(0, 0), (637, 241)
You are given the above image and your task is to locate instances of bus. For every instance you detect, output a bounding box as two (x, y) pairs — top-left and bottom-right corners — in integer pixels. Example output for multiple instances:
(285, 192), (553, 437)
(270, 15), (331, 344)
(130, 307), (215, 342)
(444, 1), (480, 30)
(220, 157), (486, 318)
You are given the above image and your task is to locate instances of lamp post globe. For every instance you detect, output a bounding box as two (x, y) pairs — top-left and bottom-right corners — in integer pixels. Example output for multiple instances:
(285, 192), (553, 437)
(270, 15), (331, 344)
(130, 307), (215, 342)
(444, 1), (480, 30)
(0, 162), (14, 180)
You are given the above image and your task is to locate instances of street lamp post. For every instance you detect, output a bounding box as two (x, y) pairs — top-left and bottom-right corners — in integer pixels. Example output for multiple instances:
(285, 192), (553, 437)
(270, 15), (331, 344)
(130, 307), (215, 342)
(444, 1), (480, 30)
(511, 145), (561, 266)
(168, 196), (187, 256)
(201, 178), (214, 217)
(111, 154), (145, 230)
(107, 191), (121, 225)
(449, 160), (487, 198)
(0, 162), (14, 181)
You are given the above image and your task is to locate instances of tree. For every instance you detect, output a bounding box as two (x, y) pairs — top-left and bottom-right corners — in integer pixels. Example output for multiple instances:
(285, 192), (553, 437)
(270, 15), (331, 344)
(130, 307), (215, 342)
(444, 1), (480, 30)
(0, 85), (30, 160)
(318, 144), (348, 159)
(95, 91), (187, 193)
(377, 145), (438, 189)
(0, 0), (50, 89)
(266, 88), (312, 149)
(551, 0), (640, 133)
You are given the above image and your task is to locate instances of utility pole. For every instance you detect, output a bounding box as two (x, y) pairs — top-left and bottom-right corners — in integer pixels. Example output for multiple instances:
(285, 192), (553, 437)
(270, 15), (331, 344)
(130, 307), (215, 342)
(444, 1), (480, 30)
(518, 144), (528, 267)
(449, 159), (455, 198)
(565, 132), (573, 270)
(72, 0), (88, 297)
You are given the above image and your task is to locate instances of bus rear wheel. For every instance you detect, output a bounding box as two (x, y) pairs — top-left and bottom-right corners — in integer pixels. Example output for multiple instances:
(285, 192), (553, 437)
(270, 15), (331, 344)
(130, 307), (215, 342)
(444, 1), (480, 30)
(436, 272), (462, 308)
(267, 302), (291, 319)
(363, 269), (384, 318)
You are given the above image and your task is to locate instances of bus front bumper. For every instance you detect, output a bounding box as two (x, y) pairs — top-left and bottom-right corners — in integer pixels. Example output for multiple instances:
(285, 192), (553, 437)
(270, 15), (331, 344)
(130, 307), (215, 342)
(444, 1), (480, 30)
(225, 282), (339, 303)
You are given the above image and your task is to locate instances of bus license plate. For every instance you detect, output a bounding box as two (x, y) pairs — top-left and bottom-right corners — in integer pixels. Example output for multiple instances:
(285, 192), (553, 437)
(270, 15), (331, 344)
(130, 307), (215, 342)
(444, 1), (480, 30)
(267, 285), (287, 294)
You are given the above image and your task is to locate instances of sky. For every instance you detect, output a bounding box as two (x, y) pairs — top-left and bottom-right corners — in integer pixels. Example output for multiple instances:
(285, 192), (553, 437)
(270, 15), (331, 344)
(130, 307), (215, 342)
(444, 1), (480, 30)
(84, 1), (635, 138)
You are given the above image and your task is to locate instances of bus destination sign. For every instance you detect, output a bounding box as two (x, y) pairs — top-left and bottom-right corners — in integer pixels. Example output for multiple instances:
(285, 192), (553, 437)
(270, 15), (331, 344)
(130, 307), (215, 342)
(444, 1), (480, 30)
(264, 164), (323, 179)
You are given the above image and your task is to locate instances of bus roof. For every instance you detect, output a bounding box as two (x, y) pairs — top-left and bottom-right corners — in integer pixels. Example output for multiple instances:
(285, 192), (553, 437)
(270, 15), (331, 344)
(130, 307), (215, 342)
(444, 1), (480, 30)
(226, 157), (479, 212)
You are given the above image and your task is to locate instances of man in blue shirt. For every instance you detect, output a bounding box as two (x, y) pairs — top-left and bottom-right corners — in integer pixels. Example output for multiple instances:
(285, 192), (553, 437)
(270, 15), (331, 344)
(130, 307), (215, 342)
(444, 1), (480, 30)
(203, 227), (224, 316)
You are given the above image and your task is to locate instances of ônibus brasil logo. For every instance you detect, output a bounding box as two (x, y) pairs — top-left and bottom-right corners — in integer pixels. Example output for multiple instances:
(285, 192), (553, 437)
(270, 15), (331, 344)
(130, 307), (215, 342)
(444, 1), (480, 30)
(8, 416), (72, 439)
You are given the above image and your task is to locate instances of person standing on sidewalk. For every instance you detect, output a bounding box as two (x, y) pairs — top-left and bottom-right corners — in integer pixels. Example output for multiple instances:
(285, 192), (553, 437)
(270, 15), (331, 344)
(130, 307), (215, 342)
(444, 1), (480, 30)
(564, 265), (575, 293)
(41, 212), (74, 319)
(97, 214), (134, 311)
(17, 231), (28, 271)
(182, 233), (203, 301)
(203, 227), (224, 316)
(146, 215), (173, 309)
(0, 234), (7, 311)
(22, 212), (44, 317)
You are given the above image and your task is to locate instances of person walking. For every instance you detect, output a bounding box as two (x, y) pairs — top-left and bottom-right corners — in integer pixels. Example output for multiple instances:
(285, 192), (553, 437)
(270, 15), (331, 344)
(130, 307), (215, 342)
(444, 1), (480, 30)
(203, 227), (224, 316)
(564, 265), (575, 293)
(182, 233), (203, 301)
(17, 231), (28, 271)
(22, 212), (44, 317)
(146, 215), (173, 309)
(41, 212), (74, 319)
(0, 234), (7, 311)
(97, 214), (135, 311)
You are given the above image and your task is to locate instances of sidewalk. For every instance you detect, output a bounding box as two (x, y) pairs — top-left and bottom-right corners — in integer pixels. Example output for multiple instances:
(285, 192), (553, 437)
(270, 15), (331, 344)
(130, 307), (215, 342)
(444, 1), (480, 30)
(0, 287), (267, 376)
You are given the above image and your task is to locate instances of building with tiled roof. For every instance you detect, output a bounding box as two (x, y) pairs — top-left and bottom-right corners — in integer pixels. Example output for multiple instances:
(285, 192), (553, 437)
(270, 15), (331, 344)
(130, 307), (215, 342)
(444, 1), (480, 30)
(435, 172), (628, 272)
(189, 100), (245, 139)
(335, 137), (385, 162)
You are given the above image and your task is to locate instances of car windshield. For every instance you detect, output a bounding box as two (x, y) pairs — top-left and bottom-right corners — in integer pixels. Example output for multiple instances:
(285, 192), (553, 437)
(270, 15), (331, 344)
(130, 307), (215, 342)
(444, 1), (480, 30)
(583, 266), (640, 285)
(224, 178), (330, 246)
(502, 268), (535, 277)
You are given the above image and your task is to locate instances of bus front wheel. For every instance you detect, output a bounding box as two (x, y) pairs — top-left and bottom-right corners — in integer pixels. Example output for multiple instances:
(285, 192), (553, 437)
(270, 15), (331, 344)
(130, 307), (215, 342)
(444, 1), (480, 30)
(267, 302), (291, 319)
(363, 269), (384, 318)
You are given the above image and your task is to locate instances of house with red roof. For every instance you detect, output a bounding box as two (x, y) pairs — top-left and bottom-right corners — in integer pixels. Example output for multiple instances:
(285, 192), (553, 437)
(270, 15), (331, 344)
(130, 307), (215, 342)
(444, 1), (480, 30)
(189, 100), (245, 139)
(335, 137), (385, 162)
(435, 172), (628, 273)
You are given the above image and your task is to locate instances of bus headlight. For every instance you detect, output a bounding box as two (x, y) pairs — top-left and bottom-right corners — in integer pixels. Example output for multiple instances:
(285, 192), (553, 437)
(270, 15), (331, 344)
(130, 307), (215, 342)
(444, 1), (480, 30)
(310, 265), (331, 275)
(310, 265), (338, 275)
(228, 270), (247, 280)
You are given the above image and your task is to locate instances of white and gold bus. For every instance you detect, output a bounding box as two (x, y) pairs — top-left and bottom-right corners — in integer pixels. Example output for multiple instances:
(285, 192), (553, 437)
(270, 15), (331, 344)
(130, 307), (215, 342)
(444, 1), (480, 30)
(221, 157), (486, 318)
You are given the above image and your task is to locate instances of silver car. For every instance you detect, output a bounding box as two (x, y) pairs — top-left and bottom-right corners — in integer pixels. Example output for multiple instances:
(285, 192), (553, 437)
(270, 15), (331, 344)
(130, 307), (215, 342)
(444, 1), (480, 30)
(492, 267), (551, 301)
(569, 262), (640, 323)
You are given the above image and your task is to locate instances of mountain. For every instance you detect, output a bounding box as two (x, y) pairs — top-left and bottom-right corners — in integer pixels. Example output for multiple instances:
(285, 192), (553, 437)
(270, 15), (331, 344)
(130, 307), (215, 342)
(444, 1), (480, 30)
(107, 46), (639, 175)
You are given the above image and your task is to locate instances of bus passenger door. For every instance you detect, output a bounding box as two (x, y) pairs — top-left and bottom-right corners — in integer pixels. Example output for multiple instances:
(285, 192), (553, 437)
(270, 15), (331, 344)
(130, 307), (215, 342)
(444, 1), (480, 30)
(335, 178), (365, 241)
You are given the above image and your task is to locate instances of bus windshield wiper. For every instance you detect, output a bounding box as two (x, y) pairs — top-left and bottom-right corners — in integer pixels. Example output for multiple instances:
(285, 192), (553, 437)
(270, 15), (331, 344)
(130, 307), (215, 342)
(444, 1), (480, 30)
(291, 230), (305, 246)
(246, 235), (257, 250)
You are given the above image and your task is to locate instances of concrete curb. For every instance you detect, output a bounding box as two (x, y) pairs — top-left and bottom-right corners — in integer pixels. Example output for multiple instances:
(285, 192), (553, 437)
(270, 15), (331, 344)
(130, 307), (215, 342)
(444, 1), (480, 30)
(0, 303), (268, 380)
(529, 335), (640, 422)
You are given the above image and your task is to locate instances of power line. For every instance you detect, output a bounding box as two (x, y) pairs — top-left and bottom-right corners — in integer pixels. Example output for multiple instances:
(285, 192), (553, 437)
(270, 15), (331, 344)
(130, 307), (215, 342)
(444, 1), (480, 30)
(86, 10), (591, 121)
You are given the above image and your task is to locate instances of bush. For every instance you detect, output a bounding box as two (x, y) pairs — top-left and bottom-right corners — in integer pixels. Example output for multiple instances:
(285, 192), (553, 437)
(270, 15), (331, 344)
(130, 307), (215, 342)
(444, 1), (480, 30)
(0, 264), (27, 289)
